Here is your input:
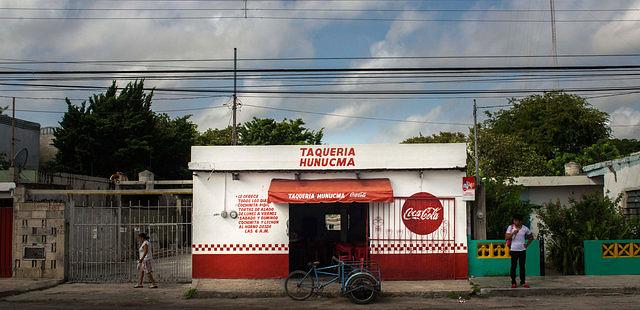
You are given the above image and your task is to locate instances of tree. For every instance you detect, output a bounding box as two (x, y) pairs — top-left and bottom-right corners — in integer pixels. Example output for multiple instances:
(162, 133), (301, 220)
(470, 126), (552, 177)
(548, 140), (622, 175)
(196, 126), (233, 146)
(402, 132), (467, 144)
(608, 138), (640, 156)
(52, 81), (198, 179)
(239, 117), (323, 145)
(474, 92), (614, 177)
(484, 178), (538, 239)
(0, 153), (8, 170)
(485, 91), (610, 159)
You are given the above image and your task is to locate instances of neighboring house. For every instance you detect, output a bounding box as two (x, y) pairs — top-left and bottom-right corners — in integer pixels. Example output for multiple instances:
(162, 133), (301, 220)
(514, 175), (603, 237)
(0, 115), (40, 170)
(39, 127), (58, 166)
(583, 152), (640, 218)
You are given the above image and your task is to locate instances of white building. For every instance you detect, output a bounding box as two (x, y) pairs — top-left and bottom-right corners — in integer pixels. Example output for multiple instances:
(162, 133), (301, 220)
(188, 144), (469, 280)
(583, 152), (640, 217)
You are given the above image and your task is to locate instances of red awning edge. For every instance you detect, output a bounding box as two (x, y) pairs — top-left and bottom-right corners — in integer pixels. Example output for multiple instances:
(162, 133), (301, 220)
(267, 178), (394, 204)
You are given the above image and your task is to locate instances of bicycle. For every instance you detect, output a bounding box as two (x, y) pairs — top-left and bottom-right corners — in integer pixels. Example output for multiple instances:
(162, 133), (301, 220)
(284, 257), (381, 304)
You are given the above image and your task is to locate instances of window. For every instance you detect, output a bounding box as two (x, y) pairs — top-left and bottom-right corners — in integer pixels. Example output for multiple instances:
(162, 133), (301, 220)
(50, 260), (56, 269)
(626, 190), (640, 219)
(325, 214), (341, 231)
(51, 243), (56, 253)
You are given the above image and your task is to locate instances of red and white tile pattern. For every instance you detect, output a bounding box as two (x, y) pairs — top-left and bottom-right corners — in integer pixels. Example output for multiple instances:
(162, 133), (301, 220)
(192, 243), (289, 253)
(370, 242), (467, 254)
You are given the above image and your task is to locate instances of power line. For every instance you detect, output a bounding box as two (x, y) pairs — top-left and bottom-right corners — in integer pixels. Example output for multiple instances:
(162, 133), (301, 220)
(3, 15), (640, 22)
(2, 53), (640, 65)
(4, 7), (640, 13)
(4, 64), (640, 75)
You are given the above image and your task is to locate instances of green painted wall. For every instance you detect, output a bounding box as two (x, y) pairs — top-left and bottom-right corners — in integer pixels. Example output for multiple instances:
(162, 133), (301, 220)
(468, 240), (541, 277)
(584, 240), (640, 275)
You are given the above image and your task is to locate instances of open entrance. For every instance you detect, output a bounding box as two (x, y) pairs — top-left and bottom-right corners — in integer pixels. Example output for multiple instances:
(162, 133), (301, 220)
(288, 203), (367, 272)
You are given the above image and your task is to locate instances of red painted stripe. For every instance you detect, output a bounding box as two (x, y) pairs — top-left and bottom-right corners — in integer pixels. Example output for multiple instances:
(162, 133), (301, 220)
(371, 253), (468, 280)
(192, 254), (288, 279)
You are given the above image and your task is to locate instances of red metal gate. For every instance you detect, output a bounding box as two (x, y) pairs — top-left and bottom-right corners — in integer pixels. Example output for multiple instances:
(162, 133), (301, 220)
(0, 207), (13, 277)
(369, 197), (467, 280)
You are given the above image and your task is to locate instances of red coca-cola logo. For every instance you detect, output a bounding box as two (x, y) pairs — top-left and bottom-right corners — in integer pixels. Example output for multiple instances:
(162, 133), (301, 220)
(401, 192), (444, 235)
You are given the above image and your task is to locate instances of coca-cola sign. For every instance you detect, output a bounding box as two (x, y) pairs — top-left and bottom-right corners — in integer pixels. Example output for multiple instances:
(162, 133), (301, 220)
(401, 192), (444, 235)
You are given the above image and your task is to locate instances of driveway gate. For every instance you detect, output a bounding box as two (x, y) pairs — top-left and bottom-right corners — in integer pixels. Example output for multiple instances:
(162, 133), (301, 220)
(68, 200), (192, 282)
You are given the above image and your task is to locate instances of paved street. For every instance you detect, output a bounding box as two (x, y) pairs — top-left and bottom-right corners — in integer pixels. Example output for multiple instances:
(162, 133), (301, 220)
(2, 283), (640, 309)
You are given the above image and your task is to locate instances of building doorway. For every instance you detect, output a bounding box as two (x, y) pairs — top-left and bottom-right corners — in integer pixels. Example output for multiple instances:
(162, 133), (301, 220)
(288, 203), (367, 272)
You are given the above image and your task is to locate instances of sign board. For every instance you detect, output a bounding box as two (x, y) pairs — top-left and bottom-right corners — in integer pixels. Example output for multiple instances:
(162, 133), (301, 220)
(462, 176), (476, 201)
(189, 144), (467, 171)
(401, 192), (444, 235)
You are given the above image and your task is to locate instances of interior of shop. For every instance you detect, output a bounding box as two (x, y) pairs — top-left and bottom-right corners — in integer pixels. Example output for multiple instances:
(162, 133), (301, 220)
(288, 202), (367, 271)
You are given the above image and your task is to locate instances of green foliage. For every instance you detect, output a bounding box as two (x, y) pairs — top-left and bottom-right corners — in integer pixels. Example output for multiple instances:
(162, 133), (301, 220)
(470, 127), (552, 177)
(52, 81), (197, 179)
(548, 140), (622, 175)
(401, 132), (467, 144)
(485, 92), (610, 159)
(0, 106), (6, 114)
(239, 117), (323, 145)
(196, 126), (232, 145)
(196, 118), (323, 146)
(183, 287), (197, 299)
(538, 193), (640, 275)
(485, 178), (539, 239)
(0, 153), (8, 170)
(473, 92), (613, 178)
(608, 138), (640, 156)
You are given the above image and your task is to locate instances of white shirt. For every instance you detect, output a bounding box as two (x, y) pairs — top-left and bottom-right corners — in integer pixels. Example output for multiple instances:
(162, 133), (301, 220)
(139, 240), (153, 261)
(506, 225), (532, 251)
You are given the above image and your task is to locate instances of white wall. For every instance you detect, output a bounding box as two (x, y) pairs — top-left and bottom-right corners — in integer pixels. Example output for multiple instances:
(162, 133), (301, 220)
(192, 169), (468, 254)
(601, 164), (640, 204)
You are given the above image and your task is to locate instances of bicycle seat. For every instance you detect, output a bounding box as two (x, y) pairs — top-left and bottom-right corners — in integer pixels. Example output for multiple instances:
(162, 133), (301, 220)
(307, 261), (320, 267)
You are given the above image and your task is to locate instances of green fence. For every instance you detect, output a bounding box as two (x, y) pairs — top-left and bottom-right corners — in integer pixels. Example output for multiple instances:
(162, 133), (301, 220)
(468, 240), (541, 277)
(584, 240), (640, 275)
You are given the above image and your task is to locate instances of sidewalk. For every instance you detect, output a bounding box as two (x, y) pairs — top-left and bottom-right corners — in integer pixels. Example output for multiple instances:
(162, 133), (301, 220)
(471, 275), (640, 297)
(192, 275), (640, 299)
(192, 279), (472, 299)
(0, 278), (64, 298)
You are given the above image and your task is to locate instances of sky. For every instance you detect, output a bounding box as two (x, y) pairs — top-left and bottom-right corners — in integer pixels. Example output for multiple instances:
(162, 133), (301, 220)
(0, 0), (639, 144)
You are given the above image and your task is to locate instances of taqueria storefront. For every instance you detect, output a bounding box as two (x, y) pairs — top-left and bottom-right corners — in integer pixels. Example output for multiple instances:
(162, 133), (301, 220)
(189, 143), (469, 280)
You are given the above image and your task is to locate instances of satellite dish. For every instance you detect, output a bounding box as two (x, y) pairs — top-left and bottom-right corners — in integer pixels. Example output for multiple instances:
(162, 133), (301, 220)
(13, 148), (28, 174)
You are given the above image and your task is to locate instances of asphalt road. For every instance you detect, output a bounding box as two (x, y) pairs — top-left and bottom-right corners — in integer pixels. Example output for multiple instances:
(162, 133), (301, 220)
(2, 283), (640, 309)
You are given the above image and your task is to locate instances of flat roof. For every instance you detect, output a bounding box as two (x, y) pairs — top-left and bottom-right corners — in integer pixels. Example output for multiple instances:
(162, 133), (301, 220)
(514, 176), (602, 187)
(189, 143), (467, 172)
(583, 152), (640, 177)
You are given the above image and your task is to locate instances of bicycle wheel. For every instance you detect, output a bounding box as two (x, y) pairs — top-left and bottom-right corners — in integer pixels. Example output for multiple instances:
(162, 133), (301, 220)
(346, 273), (378, 304)
(284, 270), (315, 301)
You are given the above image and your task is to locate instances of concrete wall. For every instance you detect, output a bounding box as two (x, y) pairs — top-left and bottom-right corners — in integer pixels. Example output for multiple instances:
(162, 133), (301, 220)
(468, 240), (541, 277)
(584, 240), (640, 275)
(601, 163), (640, 207)
(12, 201), (65, 279)
(0, 115), (40, 170)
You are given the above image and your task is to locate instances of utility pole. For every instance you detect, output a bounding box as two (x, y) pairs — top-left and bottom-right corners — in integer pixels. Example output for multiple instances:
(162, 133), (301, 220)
(473, 99), (479, 180)
(10, 97), (17, 183)
(472, 99), (486, 240)
(550, 0), (559, 88)
(231, 48), (238, 146)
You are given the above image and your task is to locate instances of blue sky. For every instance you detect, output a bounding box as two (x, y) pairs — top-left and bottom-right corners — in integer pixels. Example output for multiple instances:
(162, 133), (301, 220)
(1, 0), (639, 143)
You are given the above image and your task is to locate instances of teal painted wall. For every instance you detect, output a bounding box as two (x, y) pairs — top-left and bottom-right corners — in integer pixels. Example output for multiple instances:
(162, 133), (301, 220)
(468, 240), (541, 277)
(584, 240), (640, 275)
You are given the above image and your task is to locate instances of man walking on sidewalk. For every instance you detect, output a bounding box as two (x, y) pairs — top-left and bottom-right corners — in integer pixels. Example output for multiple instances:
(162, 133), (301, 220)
(505, 214), (533, 288)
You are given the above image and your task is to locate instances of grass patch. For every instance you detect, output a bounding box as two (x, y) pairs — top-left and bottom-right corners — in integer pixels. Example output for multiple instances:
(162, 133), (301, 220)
(183, 287), (198, 299)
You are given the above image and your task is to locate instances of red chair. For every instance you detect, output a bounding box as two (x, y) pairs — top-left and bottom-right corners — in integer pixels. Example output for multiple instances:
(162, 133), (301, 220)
(354, 245), (368, 261)
(335, 243), (354, 261)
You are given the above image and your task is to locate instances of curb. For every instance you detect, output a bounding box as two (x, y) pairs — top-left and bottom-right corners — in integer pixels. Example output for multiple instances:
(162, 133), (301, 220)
(479, 286), (640, 297)
(191, 289), (473, 299)
(0, 279), (65, 299)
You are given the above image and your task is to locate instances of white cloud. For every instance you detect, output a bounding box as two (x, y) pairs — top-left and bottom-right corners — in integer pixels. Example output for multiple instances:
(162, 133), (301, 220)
(610, 107), (640, 139)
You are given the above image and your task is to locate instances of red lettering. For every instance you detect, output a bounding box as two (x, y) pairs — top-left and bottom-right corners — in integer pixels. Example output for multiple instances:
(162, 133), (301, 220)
(300, 147), (307, 157)
(330, 148), (337, 156)
(336, 158), (346, 166)
(347, 158), (355, 166)
(348, 148), (356, 156)
(329, 158), (336, 166)
(337, 148), (344, 156)
(299, 158), (306, 167)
